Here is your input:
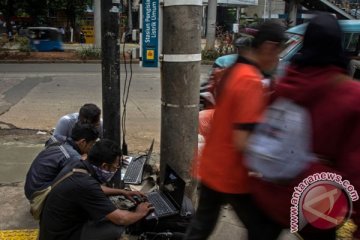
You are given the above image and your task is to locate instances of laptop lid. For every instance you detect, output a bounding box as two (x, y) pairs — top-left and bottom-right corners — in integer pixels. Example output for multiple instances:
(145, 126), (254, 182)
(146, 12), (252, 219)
(145, 139), (155, 164)
(162, 165), (186, 209)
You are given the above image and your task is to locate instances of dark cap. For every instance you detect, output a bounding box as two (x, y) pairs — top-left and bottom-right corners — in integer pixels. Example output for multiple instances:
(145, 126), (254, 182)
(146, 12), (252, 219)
(233, 36), (252, 49)
(252, 21), (286, 48)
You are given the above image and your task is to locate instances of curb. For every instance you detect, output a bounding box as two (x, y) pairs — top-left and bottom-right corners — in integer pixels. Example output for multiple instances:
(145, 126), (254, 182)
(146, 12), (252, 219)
(0, 59), (141, 64)
(0, 59), (213, 65)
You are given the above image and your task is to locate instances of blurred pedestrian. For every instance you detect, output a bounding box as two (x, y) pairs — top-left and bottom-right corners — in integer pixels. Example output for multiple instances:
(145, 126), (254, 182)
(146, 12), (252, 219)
(184, 21), (285, 240)
(250, 12), (360, 240)
(59, 26), (65, 41)
(80, 30), (86, 44)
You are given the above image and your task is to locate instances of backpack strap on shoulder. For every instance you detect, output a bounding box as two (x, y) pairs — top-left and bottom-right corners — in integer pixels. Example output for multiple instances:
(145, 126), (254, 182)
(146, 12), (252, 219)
(72, 168), (90, 175)
(51, 168), (89, 189)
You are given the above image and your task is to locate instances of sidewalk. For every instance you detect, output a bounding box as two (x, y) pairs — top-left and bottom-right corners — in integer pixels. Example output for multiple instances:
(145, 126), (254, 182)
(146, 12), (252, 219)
(0, 181), (299, 240)
(63, 43), (140, 53)
(0, 39), (221, 65)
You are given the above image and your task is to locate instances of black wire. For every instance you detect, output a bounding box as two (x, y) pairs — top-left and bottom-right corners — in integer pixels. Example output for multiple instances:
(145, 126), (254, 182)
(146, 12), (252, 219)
(123, 45), (133, 139)
(119, 1), (128, 153)
(122, 38), (128, 143)
(121, 25), (134, 155)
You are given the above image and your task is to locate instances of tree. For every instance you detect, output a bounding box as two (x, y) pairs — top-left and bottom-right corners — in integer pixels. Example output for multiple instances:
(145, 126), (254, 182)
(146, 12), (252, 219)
(0, 0), (25, 32)
(205, 0), (217, 50)
(23, 0), (48, 25)
(0, 0), (91, 30)
(49, 0), (91, 27)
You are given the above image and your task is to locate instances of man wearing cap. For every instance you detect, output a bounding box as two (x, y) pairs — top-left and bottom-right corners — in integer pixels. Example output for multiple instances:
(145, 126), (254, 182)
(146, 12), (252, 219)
(185, 21), (285, 240)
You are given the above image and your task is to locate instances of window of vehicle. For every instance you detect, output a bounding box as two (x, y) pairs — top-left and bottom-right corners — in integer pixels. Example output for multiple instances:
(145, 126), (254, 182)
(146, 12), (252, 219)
(279, 33), (303, 60)
(343, 32), (360, 55)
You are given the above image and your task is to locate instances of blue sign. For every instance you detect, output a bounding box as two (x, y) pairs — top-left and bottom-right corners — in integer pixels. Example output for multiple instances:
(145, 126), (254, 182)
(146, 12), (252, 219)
(142, 0), (159, 68)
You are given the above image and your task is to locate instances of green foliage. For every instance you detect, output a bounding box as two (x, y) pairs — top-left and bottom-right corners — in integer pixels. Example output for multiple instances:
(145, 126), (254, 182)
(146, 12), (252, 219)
(15, 36), (31, 53)
(0, 0), (92, 26)
(23, 0), (48, 25)
(0, 33), (8, 48)
(76, 46), (101, 60)
(201, 49), (221, 61)
(202, 29), (237, 61)
(49, 0), (92, 27)
(0, 0), (26, 25)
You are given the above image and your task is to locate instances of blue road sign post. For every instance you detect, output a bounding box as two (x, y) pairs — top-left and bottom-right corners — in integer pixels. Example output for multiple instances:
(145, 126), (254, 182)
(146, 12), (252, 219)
(141, 0), (159, 68)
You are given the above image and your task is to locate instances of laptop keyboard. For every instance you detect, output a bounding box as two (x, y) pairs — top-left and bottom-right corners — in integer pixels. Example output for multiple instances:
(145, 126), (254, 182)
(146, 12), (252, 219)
(147, 192), (177, 216)
(123, 156), (146, 184)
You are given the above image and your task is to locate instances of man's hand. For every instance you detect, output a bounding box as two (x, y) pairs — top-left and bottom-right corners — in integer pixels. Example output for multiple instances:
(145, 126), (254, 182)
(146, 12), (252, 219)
(101, 186), (146, 200)
(106, 202), (154, 225)
(123, 190), (147, 203)
(135, 202), (154, 217)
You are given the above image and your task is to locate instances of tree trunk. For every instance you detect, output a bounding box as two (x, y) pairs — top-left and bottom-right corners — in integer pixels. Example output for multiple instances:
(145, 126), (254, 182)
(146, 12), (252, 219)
(205, 0), (217, 50)
(128, 0), (133, 33)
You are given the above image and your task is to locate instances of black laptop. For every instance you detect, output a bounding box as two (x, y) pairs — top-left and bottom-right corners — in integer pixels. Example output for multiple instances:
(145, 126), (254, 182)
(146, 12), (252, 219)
(146, 165), (186, 219)
(123, 139), (154, 185)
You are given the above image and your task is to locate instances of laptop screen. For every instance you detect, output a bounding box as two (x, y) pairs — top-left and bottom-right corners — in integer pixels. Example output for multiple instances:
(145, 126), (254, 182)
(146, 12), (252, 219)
(162, 165), (186, 209)
(145, 139), (155, 163)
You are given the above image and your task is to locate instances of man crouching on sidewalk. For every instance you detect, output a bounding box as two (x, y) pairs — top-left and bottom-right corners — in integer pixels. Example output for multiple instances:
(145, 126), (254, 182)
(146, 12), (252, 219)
(39, 139), (154, 240)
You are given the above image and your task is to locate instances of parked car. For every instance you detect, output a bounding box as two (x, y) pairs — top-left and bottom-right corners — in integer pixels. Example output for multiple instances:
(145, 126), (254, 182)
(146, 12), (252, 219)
(27, 27), (64, 52)
(277, 20), (360, 77)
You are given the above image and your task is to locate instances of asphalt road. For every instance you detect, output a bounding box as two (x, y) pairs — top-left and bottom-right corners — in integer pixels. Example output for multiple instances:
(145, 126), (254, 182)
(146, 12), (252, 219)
(0, 64), (299, 240)
(0, 63), (215, 232)
(0, 63), (211, 73)
(0, 63), (211, 183)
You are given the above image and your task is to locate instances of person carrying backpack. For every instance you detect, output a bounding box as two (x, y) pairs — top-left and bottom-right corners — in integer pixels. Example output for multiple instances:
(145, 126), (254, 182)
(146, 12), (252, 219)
(184, 21), (285, 240)
(247, 13), (360, 240)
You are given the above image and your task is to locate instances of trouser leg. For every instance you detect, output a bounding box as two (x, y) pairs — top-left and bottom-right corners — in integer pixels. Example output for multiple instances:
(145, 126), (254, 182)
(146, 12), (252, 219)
(298, 226), (336, 240)
(183, 183), (223, 240)
(228, 194), (283, 240)
(80, 220), (125, 240)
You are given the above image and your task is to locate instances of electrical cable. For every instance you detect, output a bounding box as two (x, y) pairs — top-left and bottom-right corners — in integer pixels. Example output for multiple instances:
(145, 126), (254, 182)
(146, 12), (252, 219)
(123, 43), (134, 155)
(119, 0), (128, 155)
(121, 17), (134, 156)
(122, 38), (129, 155)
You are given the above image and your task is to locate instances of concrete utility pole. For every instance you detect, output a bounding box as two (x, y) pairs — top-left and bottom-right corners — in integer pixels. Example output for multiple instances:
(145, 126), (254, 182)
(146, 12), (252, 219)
(205, 0), (217, 50)
(94, 0), (101, 48)
(101, 0), (121, 145)
(268, 0), (272, 19)
(263, 0), (267, 20)
(128, 0), (133, 32)
(161, 0), (202, 201)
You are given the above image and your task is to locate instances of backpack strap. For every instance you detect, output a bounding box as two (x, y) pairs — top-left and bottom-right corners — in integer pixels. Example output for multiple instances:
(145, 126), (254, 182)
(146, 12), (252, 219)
(45, 136), (62, 148)
(51, 168), (89, 189)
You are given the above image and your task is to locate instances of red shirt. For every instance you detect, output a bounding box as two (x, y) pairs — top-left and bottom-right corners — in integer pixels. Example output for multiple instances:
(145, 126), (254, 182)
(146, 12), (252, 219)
(198, 63), (266, 194)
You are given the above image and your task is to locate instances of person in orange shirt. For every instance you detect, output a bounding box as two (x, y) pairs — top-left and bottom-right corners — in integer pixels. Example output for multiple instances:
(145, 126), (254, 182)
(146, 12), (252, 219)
(184, 21), (285, 240)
